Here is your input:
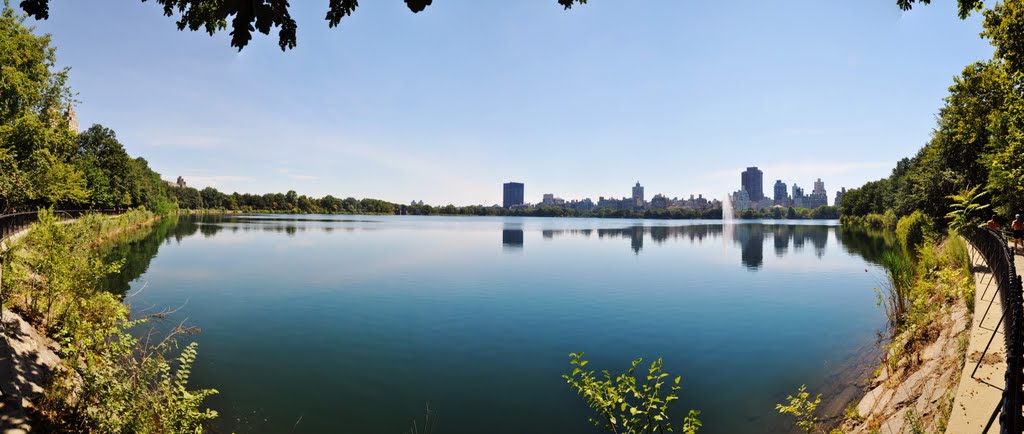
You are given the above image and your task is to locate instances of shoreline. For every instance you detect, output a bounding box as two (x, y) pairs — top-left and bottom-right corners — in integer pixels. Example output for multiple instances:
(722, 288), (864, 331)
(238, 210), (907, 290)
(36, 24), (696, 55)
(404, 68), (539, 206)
(0, 211), (163, 431)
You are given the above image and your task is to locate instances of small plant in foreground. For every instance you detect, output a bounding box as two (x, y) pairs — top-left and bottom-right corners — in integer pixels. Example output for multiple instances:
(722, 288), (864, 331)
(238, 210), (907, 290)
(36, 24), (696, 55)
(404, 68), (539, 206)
(776, 385), (821, 434)
(844, 402), (862, 423)
(563, 352), (701, 434)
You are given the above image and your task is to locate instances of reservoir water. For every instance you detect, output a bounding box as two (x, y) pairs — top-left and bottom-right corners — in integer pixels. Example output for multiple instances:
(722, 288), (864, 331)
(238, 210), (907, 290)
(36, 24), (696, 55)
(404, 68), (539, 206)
(105, 214), (892, 434)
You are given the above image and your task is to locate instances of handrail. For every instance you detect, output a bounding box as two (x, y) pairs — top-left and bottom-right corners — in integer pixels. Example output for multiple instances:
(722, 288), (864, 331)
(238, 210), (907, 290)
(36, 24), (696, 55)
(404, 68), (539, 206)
(965, 227), (1024, 433)
(0, 209), (126, 244)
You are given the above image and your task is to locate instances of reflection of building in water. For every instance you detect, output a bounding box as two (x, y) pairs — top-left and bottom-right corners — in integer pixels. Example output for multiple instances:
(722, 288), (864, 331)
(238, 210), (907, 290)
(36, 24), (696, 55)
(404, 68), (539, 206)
(503, 229), (524, 248)
(734, 225), (765, 269)
(774, 226), (791, 257)
(535, 223), (834, 268)
(630, 226), (644, 254)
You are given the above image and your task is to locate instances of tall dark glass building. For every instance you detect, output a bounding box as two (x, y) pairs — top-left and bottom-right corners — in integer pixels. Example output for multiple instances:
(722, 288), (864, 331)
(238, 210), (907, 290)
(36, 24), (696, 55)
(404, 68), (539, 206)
(503, 182), (524, 208)
(741, 167), (764, 202)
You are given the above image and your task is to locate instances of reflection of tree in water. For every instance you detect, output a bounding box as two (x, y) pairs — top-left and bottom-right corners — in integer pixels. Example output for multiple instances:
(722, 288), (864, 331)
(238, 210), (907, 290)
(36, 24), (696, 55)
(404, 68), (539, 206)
(103, 214), (393, 295)
(102, 215), (212, 294)
(837, 226), (899, 266)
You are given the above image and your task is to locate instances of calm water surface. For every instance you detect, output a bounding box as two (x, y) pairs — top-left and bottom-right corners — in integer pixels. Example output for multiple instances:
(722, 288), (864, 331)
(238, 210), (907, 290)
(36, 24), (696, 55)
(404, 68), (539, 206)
(106, 215), (892, 434)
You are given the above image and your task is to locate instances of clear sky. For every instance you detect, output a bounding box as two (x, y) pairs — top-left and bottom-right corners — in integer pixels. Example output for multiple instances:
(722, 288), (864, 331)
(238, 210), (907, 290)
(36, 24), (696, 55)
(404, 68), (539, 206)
(33, 0), (995, 206)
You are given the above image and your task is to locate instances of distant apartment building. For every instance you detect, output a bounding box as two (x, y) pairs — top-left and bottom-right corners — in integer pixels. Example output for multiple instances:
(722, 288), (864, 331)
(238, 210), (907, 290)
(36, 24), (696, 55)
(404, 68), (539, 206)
(741, 167), (764, 202)
(632, 181), (645, 208)
(773, 180), (788, 206)
(812, 178), (826, 197)
(732, 189), (751, 211)
(834, 187), (847, 207)
(163, 176), (187, 188)
(567, 198), (595, 211)
(805, 178), (828, 208)
(791, 184), (805, 208)
(503, 182), (525, 208)
(684, 194), (713, 210)
(650, 194), (669, 210)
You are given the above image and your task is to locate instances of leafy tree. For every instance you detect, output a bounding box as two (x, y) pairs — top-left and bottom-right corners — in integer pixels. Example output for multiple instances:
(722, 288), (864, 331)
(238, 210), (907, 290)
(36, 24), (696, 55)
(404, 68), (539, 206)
(200, 186), (225, 209)
(0, 4), (72, 129)
(982, 1), (1024, 75)
(0, 147), (30, 212)
(76, 125), (136, 208)
(26, 148), (89, 206)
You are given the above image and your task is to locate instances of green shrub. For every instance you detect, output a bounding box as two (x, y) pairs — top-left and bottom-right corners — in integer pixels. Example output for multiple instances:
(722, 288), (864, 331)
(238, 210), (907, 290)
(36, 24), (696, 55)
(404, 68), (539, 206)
(878, 250), (914, 334)
(776, 385), (822, 434)
(896, 211), (936, 251)
(41, 321), (218, 433)
(564, 353), (701, 434)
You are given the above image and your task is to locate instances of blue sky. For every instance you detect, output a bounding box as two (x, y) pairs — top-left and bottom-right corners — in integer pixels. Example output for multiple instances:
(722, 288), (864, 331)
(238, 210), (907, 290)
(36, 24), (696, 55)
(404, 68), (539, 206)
(34, 0), (994, 206)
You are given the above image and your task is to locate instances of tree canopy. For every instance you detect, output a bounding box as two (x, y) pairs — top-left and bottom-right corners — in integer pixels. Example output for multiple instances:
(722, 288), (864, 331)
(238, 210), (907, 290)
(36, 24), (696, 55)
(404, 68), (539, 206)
(15, 0), (988, 52)
(896, 0), (983, 19)
(17, 0), (589, 51)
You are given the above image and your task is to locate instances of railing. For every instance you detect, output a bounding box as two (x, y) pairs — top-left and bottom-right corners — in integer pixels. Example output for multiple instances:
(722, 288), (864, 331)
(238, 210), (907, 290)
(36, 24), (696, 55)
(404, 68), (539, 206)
(0, 209), (126, 243)
(966, 227), (1024, 433)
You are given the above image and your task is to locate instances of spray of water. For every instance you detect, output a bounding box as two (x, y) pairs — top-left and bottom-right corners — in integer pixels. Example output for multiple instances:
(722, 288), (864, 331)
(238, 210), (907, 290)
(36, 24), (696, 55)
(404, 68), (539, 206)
(722, 193), (734, 253)
(722, 193), (734, 225)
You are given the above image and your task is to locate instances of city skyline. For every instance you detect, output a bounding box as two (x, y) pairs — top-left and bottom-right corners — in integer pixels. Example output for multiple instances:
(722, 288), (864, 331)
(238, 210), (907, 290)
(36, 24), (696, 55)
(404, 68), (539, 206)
(732, 166), (836, 210)
(500, 166), (843, 212)
(32, 1), (994, 205)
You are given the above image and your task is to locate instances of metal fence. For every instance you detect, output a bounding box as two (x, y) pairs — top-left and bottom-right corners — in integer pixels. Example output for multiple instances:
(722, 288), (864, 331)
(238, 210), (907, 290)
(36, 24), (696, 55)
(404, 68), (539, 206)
(967, 227), (1024, 433)
(0, 209), (126, 243)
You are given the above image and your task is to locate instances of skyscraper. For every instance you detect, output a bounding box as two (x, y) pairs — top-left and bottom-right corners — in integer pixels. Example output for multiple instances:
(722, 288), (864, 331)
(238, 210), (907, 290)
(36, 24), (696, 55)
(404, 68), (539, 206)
(773, 180), (788, 205)
(807, 178), (828, 208)
(503, 182), (524, 208)
(812, 178), (826, 196)
(741, 167), (764, 202)
(835, 187), (847, 207)
(632, 181), (645, 206)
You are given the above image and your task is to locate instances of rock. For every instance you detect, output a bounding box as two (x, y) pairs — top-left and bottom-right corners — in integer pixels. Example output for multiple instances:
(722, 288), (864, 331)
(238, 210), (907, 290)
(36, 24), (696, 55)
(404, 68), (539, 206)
(0, 309), (62, 433)
(876, 365), (890, 384)
(917, 378), (938, 413)
(858, 384), (887, 417)
(922, 334), (949, 361)
(880, 407), (908, 434)
(892, 361), (937, 405)
(952, 304), (969, 334)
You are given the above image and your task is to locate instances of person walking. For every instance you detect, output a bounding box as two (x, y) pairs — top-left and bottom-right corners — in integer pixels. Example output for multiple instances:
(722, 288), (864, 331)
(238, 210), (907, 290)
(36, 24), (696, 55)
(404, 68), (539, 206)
(988, 214), (1003, 232)
(1013, 214), (1024, 253)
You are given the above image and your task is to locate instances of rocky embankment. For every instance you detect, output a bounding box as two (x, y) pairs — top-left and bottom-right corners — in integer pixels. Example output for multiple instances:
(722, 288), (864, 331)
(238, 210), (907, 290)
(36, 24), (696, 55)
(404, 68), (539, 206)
(841, 294), (972, 432)
(0, 310), (62, 433)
